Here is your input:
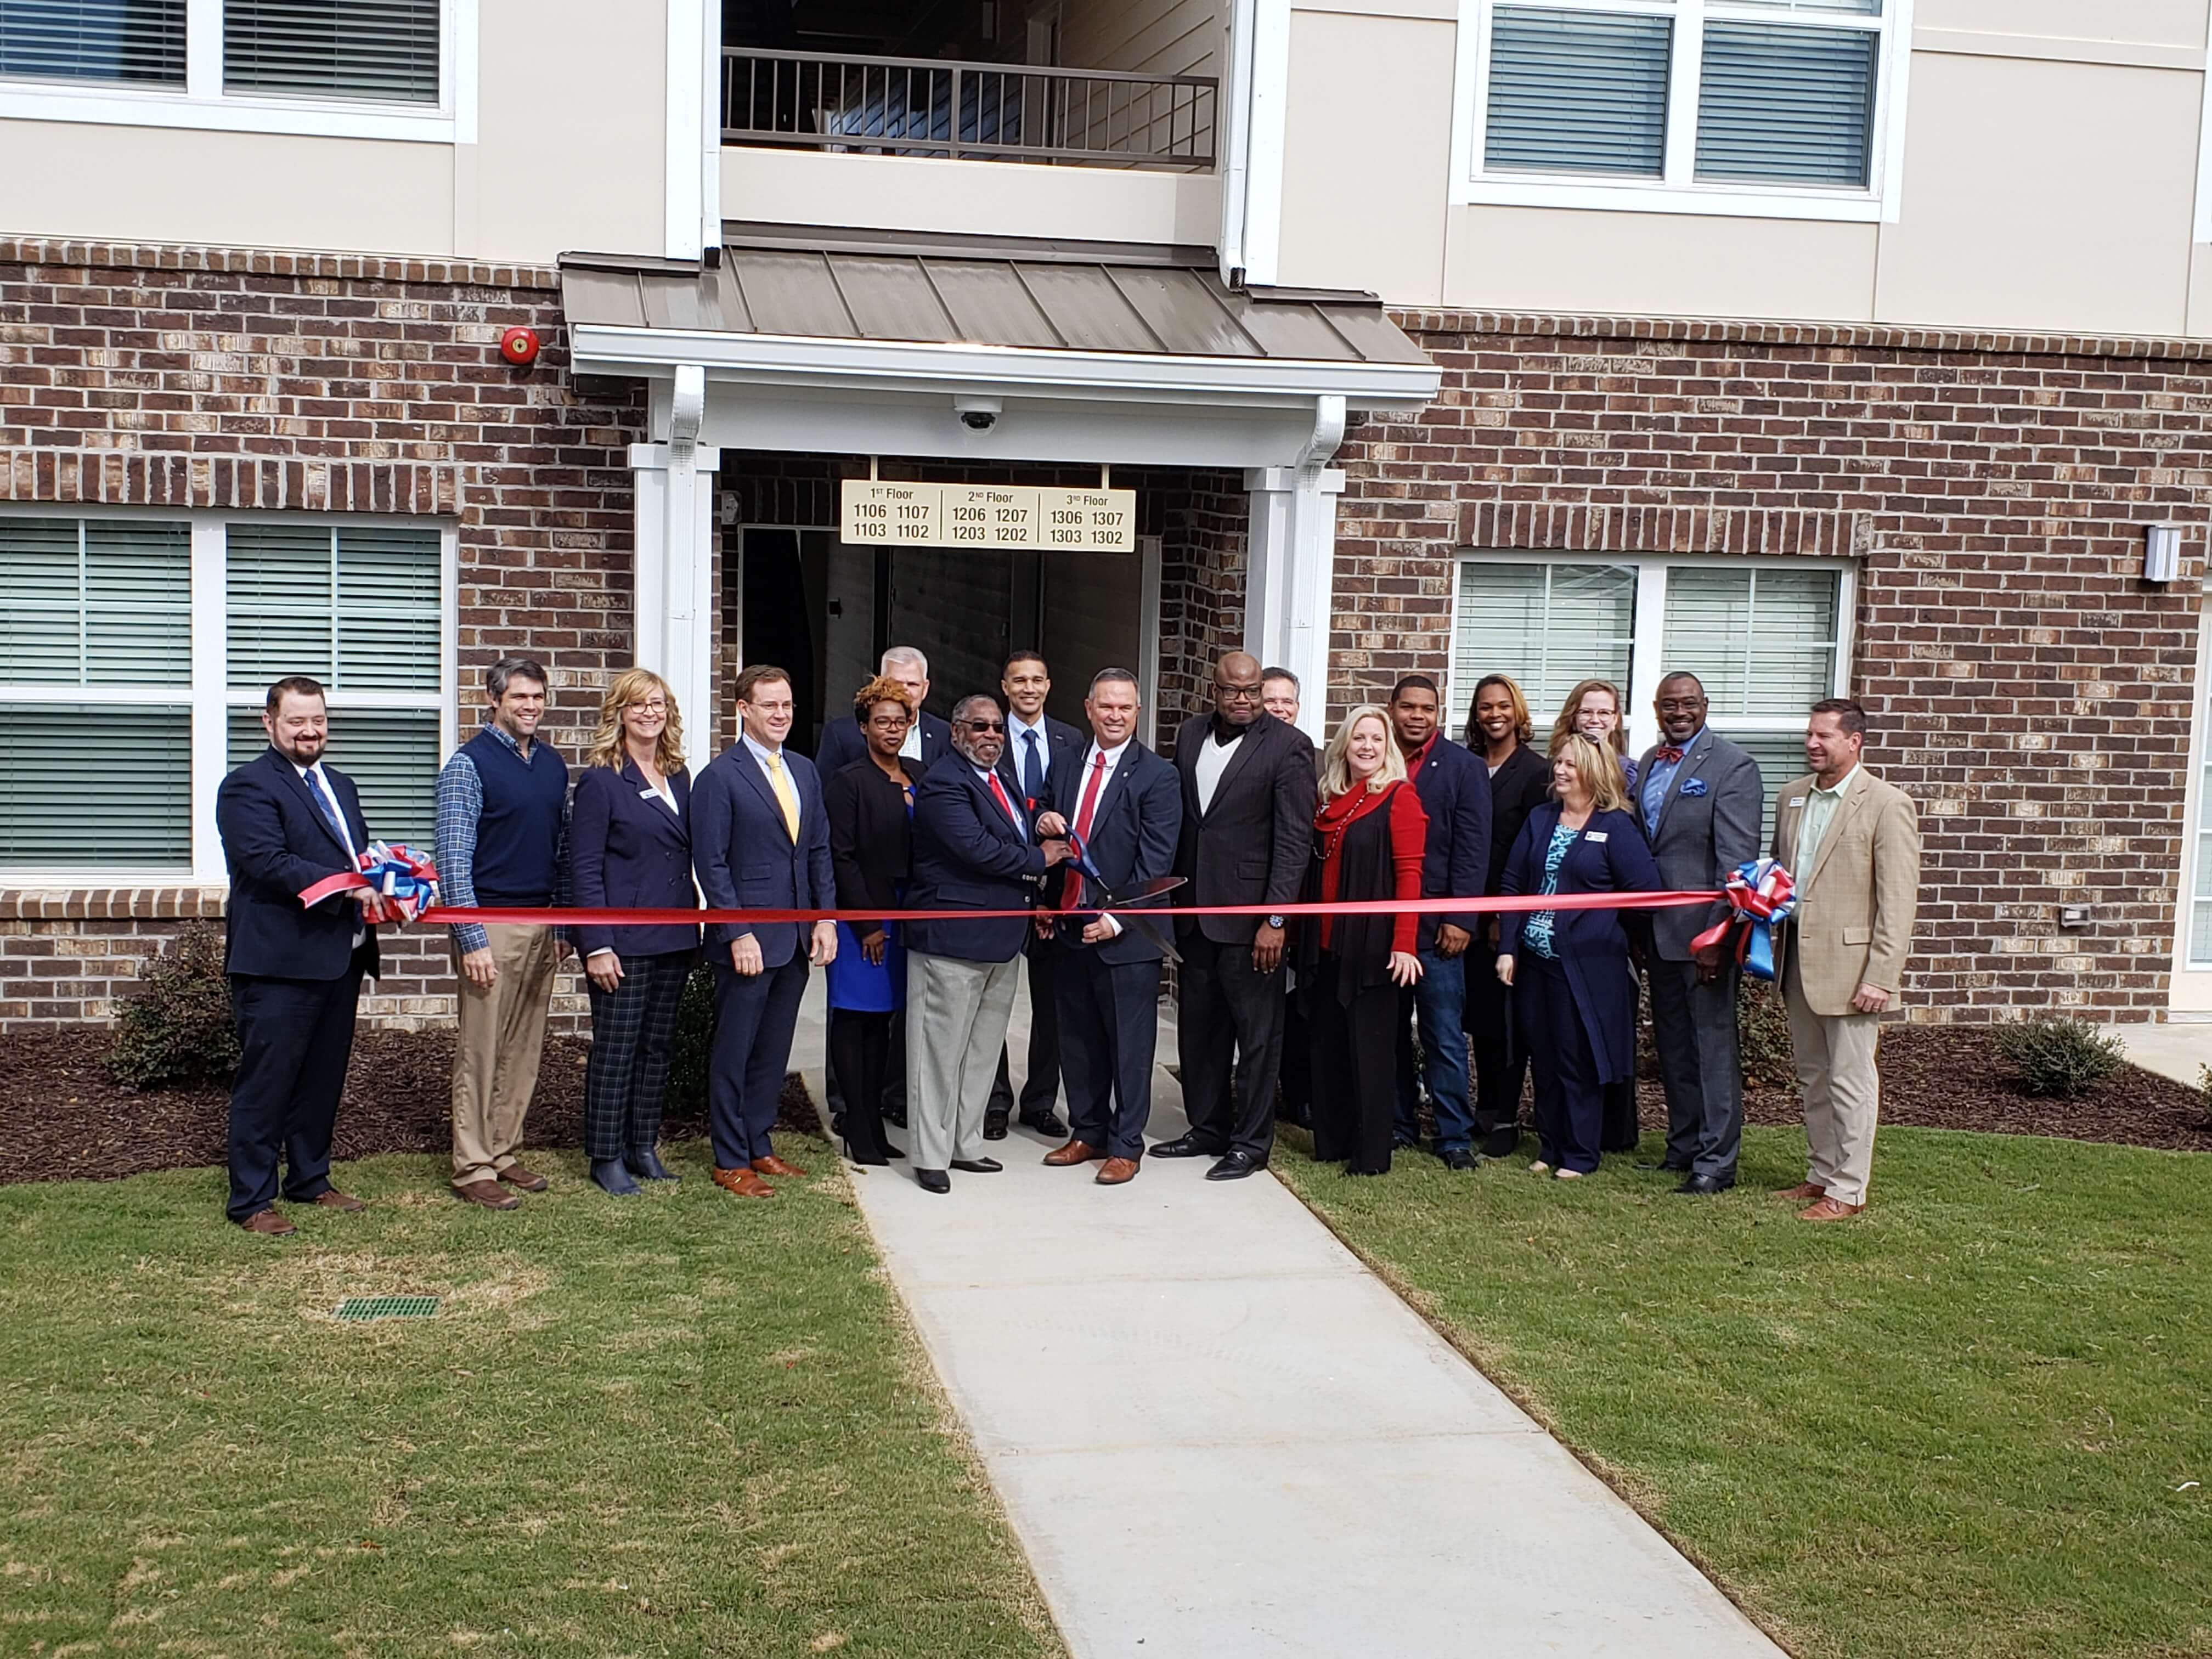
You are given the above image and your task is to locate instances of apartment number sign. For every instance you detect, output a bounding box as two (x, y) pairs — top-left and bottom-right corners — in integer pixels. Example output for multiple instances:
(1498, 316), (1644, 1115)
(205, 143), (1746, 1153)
(839, 481), (1136, 552)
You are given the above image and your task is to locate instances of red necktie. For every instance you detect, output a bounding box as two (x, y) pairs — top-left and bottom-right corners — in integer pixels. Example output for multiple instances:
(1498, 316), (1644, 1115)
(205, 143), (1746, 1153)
(1654, 746), (1685, 764)
(987, 771), (1020, 827)
(1060, 752), (1109, 908)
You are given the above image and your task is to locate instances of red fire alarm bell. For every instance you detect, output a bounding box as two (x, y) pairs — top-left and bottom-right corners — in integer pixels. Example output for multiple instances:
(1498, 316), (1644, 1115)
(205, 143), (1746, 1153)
(500, 326), (540, 366)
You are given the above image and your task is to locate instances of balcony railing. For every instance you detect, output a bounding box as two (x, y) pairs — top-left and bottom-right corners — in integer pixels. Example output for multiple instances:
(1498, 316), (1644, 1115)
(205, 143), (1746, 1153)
(721, 48), (1217, 173)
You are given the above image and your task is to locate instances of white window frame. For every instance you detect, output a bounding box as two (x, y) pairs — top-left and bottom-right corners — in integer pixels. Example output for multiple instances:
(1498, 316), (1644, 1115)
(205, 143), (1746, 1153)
(1448, 0), (1912, 223)
(2168, 587), (2212, 1005)
(0, 504), (458, 886)
(1444, 549), (1858, 760)
(0, 0), (478, 144)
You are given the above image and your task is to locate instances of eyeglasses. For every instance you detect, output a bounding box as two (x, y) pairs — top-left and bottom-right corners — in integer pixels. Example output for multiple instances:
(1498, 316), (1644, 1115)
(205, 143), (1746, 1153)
(963, 719), (1006, 733)
(1656, 697), (1707, 713)
(1217, 684), (1262, 701)
(626, 699), (668, 714)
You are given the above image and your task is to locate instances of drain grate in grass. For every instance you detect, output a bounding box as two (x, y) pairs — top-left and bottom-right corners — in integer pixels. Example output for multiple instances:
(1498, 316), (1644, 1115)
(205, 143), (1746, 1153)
(334, 1295), (439, 1322)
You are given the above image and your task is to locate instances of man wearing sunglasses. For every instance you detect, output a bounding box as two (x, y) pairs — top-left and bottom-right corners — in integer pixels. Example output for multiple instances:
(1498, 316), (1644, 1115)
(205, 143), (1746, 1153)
(902, 695), (1074, 1194)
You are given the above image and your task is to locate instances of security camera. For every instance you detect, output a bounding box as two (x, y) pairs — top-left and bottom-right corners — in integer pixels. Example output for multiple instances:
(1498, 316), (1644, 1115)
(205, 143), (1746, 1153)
(954, 394), (1002, 432)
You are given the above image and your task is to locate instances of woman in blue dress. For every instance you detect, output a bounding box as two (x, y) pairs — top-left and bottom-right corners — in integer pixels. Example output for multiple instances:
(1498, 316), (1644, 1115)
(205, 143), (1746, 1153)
(1496, 734), (1660, 1178)
(823, 677), (926, 1165)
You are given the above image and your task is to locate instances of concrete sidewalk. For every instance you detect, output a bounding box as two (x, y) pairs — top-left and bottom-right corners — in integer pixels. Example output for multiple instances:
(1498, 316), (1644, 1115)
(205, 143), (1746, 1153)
(793, 978), (1784, 1658)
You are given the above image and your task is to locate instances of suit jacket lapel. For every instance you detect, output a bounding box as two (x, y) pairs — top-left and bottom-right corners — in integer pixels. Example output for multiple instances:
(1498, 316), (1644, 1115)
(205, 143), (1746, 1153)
(1651, 730), (1715, 839)
(1802, 778), (1870, 895)
(273, 750), (351, 856)
(735, 746), (792, 840)
(1201, 722), (1265, 821)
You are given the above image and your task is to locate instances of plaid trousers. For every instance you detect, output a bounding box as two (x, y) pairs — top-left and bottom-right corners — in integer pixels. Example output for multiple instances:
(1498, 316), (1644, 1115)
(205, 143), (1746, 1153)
(583, 950), (694, 1160)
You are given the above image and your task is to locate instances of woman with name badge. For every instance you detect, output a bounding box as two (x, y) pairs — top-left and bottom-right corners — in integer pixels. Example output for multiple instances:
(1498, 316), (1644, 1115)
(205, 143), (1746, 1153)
(568, 668), (701, 1197)
(1495, 734), (1660, 1180)
(823, 675), (927, 1165)
(1299, 703), (1427, 1177)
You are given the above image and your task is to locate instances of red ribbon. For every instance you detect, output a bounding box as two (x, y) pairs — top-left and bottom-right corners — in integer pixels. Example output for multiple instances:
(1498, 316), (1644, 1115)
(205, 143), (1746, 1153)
(416, 890), (1722, 928)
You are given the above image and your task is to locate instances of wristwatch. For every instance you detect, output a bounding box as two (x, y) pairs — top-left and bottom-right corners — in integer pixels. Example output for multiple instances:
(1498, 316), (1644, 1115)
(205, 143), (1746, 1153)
(1266, 915), (1286, 929)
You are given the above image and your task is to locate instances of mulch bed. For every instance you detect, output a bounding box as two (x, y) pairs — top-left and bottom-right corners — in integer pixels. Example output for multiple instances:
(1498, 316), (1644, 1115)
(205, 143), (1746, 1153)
(3, 1020), (2208, 1187)
(0, 1026), (821, 1187)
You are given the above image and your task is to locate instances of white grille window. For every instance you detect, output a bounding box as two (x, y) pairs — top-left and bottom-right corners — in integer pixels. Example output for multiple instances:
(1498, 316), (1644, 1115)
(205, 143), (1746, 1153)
(0, 0), (187, 85)
(224, 0), (439, 104)
(0, 509), (453, 877)
(1460, 0), (1904, 220)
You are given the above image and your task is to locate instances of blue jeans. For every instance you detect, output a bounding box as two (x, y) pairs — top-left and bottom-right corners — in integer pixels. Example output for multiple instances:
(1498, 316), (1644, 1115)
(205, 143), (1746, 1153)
(1392, 946), (1472, 1152)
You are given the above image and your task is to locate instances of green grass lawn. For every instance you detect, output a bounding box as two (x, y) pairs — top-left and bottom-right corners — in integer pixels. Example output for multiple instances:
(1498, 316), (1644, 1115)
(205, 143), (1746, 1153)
(1275, 1124), (2212, 1659)
(0, 1137), (1065, 1658)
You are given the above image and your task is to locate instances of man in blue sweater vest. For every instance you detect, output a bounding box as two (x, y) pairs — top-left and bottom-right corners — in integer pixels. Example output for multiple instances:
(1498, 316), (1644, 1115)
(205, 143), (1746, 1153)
(437, 656), (570, 1209)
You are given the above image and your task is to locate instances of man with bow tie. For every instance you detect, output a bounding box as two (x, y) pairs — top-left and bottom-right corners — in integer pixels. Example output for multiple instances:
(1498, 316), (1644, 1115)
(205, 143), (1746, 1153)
(1634, 672), (1762, 1194)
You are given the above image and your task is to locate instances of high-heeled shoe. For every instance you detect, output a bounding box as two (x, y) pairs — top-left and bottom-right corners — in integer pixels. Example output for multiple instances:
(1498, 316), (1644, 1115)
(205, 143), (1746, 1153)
(592, 1158), (640, 1196)
(884, 1143), (906, 1160)
(625, 1147), (678, 1182)
(842, 1139), (890, 1168)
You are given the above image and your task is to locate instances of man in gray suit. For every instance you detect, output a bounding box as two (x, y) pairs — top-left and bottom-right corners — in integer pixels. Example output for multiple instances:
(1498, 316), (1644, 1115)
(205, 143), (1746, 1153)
(1634, 672), (1762, 1194)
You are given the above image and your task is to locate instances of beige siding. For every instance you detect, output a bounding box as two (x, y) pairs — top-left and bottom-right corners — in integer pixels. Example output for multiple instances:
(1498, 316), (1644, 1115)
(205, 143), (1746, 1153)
(1277, 10), (1454, 300)
(1915, 0), (2208, 48)
(1059, 0), (1226, 78)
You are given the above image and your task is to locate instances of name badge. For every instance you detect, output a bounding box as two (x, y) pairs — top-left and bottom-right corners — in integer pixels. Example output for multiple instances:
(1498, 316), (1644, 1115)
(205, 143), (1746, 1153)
(1787, 796), (1807, 809)
(1584, 831), (1608, 843)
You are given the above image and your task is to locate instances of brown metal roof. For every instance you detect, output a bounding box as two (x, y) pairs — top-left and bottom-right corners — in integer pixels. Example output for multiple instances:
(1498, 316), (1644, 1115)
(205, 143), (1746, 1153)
(560, 237), (1431, 369)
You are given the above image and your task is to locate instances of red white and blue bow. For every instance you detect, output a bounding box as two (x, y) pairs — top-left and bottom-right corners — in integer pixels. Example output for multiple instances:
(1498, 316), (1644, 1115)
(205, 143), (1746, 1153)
(298, 842), (442, 924)
(1689, 857), (1796, 981)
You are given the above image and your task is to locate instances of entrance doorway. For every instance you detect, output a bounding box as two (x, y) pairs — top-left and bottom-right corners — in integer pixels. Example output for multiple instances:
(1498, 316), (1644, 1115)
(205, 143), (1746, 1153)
(731, 523), (1161, 756)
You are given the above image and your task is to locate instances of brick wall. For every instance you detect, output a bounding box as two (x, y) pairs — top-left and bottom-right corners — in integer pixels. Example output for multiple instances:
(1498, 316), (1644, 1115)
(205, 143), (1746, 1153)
(0, 238), (644, 1030)
(1335, 314), (2212, 1021)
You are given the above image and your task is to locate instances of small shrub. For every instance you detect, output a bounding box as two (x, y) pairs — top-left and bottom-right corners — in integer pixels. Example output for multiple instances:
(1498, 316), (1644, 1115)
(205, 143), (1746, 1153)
(107, 921), (239, 1090)
(1737, 979), (1799, 1093)
(663, 960), (718, 1115)
(1993, 1018), (2126, 1098)
(2196, 1064), (2212, 1129)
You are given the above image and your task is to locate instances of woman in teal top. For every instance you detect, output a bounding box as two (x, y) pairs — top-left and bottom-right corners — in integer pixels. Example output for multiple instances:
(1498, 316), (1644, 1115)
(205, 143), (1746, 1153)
(1496, 735), (1659, 1177)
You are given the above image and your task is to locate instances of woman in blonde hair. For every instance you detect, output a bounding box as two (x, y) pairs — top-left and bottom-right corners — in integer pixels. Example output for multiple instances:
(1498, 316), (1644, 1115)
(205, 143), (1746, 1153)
(567, 667), (701, 1195)
(1297, 704), (1427, 1176)
(1494, 733), (1658, 1178)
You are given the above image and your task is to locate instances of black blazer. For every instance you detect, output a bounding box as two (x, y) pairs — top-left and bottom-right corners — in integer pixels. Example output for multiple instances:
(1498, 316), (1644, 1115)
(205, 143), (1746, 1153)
(826, 755), (926, 927)
(215, 747), (380, 981)
(995, 713), (1084, 817)
(816, 709), (952, 777)
(567, 760), (699, 959)
(905, 752), (1048, 964)
(691, 741), (835, 966)
(1407, 736), (1493, 947)
(1052, 741), (1183, 965)
(1171, 710), (1316, 945)
(1483, 742), (1553, 896)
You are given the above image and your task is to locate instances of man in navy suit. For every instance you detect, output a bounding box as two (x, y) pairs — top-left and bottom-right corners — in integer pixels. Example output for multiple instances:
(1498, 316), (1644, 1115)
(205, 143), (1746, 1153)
(1386, 675), (1493, 1169)
(214, 676), (382, 1235)
(902, 695), (1073, 1194)
(691, 664), (838, 1199)
(985, 648), (1082, 1141)
(814, 645), (953, 776)
(1037, 669), (1182, 1186)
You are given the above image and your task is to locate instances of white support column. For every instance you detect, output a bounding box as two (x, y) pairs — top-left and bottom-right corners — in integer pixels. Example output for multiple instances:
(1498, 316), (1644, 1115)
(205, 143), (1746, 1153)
(1244, 394), (1346, 742)
(630, 366), (719, 746)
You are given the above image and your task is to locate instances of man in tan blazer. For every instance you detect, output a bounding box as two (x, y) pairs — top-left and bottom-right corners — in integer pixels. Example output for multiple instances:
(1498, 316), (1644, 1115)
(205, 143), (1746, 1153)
(1770, 698), (1922, 1221)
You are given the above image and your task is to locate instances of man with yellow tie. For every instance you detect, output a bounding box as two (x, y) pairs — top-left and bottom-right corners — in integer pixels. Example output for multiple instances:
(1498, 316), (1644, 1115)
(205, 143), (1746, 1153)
(691, 664), (838, 1198)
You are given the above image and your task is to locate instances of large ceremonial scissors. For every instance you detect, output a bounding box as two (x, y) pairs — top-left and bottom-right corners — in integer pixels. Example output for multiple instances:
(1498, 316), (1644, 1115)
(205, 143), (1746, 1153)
(1059, 831), (1185, 963)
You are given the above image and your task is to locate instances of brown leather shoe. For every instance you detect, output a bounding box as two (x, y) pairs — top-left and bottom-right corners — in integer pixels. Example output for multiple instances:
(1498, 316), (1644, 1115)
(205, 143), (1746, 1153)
(238, 1207), (295, 1236)
(454, 1179), (521, 1210)
(1798, 1196), (1865, 1222)
(497, 1164), (549, 1192)
(1094, 1156), (1140, 1186)
(311, 1190), (366, 1212)
(712, 1165), (776, 1198)
(1775, 1182), (1826, 1201)
(1043, 1139), (1103, 1166)
(753, 1155), (808, 1180)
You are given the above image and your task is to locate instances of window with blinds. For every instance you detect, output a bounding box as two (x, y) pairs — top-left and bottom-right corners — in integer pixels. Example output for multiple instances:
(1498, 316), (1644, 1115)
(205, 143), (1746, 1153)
(226, 708), (440, 845)
(1477, 0), (1888, 198)
(223, 0), (439, 104)
(0, 0), (187, 86)
(226, 523), (441, 692)
(1661, 566), (1839, 717)
(1449, 561), (1638, 733)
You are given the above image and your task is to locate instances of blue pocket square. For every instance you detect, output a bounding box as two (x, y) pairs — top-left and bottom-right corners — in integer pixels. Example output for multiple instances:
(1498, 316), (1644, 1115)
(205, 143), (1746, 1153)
(1679, 777), (1708, 797)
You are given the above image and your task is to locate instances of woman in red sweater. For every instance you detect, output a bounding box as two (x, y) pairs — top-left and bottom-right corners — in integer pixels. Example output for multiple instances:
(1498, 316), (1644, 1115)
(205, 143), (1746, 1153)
(1298, 704), (1428, 1175)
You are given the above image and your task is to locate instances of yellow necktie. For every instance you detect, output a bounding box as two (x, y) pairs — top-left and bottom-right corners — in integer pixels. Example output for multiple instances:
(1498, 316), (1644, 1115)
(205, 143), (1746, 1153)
(764, 751), (800, 841)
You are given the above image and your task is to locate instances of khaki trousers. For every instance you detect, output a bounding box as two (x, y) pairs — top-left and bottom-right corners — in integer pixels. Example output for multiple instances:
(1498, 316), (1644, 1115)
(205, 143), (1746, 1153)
(906, 951), (1022, 1172)
(1782, 942), (1882, 1207)
(450, 924), (558, 1187)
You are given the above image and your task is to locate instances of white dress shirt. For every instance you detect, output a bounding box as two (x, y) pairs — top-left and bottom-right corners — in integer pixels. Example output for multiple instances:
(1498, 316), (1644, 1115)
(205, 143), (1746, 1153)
(1193, 723), (1244, 814)
(1071, 738), (1132, 936)
(296, 759), (364, 946)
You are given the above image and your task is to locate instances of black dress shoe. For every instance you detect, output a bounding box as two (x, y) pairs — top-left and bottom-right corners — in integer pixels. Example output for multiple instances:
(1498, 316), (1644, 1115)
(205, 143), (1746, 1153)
(1205, 1150), (1265, 1181)
(884, 1143), (907, 1160)
(1638, 1159), (1691, 1173)
(950, 1157), (1003, 1174)
(983, 1113), (1011, 1142)
(626, 1148), (679, 1182)
(883, 1108), (909, 1128)
(1019, 1112), (1069, 1139)
(1674, 1172), (1736, 1195)
(591, 1159), (640, 1197)
(1479, 1127), (1521, 1159)
(1439, 1148), (1476, 1172)
(915, 1168), (951, 1194)
(1150, 1133), (1224, 1159)
(842, 1140), (889, 1169)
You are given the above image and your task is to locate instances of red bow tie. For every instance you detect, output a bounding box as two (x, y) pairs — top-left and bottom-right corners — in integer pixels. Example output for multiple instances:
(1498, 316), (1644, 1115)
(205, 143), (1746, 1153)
(1654, 746), (1685, 764)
